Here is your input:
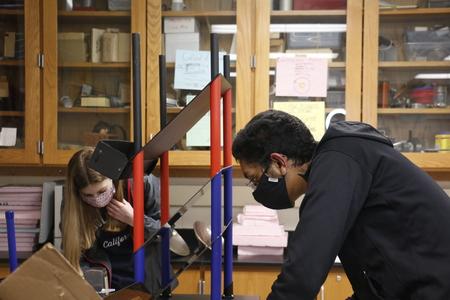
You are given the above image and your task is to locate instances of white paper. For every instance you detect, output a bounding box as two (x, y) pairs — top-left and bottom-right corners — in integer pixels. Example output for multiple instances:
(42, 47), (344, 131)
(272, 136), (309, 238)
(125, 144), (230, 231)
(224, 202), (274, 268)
(275, 57), (328, 97)
(174, 50), (225, 91)
(273, 101), (325, 141)
(0, 127), (17, 146)
(186, 95), (223, 147)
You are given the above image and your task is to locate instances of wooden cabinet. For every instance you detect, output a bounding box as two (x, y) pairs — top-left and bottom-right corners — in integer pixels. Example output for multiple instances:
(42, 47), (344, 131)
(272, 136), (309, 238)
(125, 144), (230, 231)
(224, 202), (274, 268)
(146, 0), (252, 167)
(0, 0), (147, 166)
(0, 1), (41, 164)
(42, 0), (146, 164)
(362, 1), (450, 172)
(146, 0), (364, 168)
(173, 264), (352, 300)
(254, 0), (363, 123)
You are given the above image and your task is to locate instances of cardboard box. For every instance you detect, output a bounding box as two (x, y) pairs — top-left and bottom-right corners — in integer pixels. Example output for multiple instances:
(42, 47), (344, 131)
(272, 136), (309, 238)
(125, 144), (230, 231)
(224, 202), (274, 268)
(58, 32), (87, 63)
(102, 32), (130, 62)
(164, 17), (198, 33)
(0, 243), (101, 300)
(164, 32), (200, 62)
(117, 33), (130, 62)
(91, 28), (105, 63)
(0, 76), (8, 98)
(102, 32), (118, 62)
(4, 32), (15, 58)
(80, 96), (111, 107)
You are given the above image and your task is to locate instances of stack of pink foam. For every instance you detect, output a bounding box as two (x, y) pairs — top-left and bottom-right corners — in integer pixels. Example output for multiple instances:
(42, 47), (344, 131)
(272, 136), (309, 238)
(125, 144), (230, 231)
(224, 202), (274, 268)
(0, 186), (42, 253)
(233, 204), (288, 256)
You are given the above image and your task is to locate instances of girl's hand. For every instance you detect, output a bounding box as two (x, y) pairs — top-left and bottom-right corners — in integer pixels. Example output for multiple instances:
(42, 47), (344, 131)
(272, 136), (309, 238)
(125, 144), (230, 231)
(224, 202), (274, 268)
(106, 199), (134, 226)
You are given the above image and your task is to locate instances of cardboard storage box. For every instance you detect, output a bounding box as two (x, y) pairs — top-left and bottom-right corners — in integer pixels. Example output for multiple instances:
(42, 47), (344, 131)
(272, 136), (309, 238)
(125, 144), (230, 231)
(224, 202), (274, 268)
(58, 32), (87, 63)
(3, 32), (15, 58)
(102, 32), (130, 62)
(164, 17), (198, 33)
(0, 76), (8, 98)
(164, 32), (200, 62)
(0, 243), (100, 300)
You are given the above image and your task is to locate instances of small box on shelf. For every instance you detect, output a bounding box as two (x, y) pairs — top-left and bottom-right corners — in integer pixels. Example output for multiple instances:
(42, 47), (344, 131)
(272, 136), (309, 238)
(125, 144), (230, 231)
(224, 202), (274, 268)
(80, 96), (111, 107)
(164, 17), (199, 33)
(164, 32), (199, 62)
(58, 32), (87, 63)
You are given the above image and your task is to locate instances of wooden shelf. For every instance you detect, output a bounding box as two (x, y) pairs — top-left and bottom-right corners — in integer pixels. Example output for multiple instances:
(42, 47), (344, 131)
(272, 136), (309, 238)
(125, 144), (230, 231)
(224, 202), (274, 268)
(380, 7), (450, 16)
(380, 8), (450, 22)
(0, 111), (24, 117)
(58, 10), (130, 17)
(0, 60), (24, 66)
(167, 107), (236, 114)
(270, 61), (345, 68)
(379, 61), (450, 69)
(162, 10), (236, 17)
(271, 9), (346, 16)
(378, 108), (450, 114)
(166, 62), (236, 69)
(403, 152), (450, 172)
(0, 9), (24, 15)
(58, 107), (130, 113)
(270, 10), (346, 22)
(58, 62), (129, 68)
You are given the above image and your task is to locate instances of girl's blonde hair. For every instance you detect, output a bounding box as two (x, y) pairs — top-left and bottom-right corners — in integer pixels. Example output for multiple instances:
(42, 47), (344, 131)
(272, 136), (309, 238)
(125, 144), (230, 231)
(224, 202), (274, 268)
(62, 147), (126, 273)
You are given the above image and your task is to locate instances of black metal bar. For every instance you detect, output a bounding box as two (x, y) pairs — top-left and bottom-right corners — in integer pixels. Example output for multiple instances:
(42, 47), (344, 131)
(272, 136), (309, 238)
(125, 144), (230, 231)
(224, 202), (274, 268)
(224, 55), (230, 81)
(132, 33), (142, 152)
(159, 55), (167, 128)
(210, 33), (219, 80)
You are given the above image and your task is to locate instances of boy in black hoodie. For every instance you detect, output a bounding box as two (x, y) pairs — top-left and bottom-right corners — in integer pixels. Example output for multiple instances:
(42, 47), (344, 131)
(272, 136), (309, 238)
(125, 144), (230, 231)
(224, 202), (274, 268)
(232, 110), (450, 300)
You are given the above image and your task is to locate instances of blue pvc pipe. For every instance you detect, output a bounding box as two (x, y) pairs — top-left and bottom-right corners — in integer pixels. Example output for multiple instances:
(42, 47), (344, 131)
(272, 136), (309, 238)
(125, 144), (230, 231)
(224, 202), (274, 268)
(211, 172), (222, 300)
(134, 248), (145, 283)
(223, 167), (233, 297)
(5, 211), (18, 272)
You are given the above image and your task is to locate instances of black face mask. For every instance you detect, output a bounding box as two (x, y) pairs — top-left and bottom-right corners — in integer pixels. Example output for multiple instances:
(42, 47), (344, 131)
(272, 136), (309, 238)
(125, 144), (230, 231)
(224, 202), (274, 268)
(252, 174), (294, 210)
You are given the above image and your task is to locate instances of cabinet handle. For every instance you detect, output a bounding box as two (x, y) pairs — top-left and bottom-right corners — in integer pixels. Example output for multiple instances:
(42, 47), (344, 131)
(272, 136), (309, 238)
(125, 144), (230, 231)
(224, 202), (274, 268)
(198, 279), (205, 295)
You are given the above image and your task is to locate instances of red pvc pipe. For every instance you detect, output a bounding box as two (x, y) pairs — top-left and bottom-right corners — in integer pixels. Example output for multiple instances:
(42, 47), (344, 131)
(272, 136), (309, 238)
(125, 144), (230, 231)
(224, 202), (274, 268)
(223, 89), (232, 166)
(133, 151), (145, 251)
(210, 77), (222, 176)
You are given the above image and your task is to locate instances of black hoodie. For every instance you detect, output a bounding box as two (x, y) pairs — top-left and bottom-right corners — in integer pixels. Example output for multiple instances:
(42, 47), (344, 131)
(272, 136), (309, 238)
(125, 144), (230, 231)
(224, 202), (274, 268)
(267, 121), (450, 300)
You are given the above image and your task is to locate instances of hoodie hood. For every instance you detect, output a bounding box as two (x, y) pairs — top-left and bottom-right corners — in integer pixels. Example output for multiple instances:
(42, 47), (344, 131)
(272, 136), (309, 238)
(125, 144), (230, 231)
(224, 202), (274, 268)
(318, 121), (393, 149)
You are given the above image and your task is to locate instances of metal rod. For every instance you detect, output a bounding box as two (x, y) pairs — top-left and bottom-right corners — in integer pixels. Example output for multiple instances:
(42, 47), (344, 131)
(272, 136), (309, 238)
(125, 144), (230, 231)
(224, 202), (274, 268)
(132, 32), (145, 283)
(6, 211), (18, 272)
(224, 55), (230, 80)
(159, 54), (172, 295)
(210, 33), (219, 79)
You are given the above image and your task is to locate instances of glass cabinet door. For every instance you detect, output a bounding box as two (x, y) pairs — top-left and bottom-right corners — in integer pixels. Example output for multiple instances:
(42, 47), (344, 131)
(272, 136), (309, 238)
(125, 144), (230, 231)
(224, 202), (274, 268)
(0, 0), (40, 164)
(254, 0), (363, 143)
(363, 1), (450, 171)
(147, 0), (242, 166)
(43, 0), (145, 164)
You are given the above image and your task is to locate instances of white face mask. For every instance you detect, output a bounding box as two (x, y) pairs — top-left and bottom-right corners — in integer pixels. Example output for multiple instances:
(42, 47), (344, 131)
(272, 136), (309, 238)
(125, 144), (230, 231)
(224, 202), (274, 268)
(81, 185), (115, 208)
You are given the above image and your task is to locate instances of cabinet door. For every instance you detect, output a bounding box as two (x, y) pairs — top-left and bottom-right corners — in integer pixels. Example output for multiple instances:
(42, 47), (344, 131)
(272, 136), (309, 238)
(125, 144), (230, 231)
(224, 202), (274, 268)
(204, 266), (280, 299)
(147, 0), (253, 167)
(363, 1), (450, 172)
(42, 0), (146, 164)
(254, 0), (363, 142)
(0, 0), (40, 164)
